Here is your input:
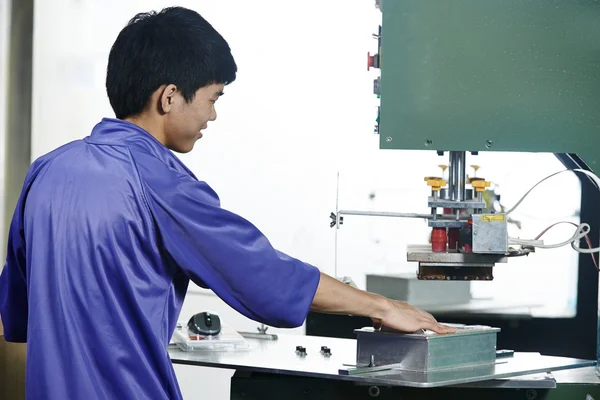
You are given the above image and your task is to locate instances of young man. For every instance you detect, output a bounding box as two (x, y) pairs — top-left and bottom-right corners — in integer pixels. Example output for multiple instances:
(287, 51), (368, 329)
(0, 6), (454, 399)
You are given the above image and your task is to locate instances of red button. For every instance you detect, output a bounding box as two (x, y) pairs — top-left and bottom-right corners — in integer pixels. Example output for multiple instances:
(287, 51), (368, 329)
(367, 52), (376, 71)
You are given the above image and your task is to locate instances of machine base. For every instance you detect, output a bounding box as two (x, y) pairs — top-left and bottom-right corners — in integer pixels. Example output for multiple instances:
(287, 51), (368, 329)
(230, 370), (600, 400)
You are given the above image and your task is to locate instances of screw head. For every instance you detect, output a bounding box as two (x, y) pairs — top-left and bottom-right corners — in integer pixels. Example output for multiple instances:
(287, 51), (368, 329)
(485, 140), (493, 148)
(368, 386), (381, 397)
(385, 136), (392, 142)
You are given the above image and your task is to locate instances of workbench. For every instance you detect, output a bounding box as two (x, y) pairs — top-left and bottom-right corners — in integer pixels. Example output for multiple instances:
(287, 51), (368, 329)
(169, 333), (600, 399)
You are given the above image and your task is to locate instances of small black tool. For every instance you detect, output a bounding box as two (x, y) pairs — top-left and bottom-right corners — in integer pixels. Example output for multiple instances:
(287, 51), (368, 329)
(187, 312), (221, 336)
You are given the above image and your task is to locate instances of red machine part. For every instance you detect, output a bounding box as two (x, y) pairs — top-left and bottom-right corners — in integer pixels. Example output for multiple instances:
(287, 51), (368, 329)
(431, 228), (447, 253)
(367, 52), (377, 71)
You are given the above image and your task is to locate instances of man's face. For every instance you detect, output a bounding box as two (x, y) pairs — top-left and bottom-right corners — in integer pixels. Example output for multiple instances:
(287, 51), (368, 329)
(163, 83), (224, 153)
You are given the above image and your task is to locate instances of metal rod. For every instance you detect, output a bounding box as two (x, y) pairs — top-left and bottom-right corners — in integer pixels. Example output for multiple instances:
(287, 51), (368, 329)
(448, 151), (467, 201)
(338, 210), (470, 220)
(238, 332), (278, 340)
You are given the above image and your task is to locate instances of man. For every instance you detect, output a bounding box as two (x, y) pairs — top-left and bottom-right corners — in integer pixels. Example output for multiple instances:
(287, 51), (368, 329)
(0, 6), (454, 399)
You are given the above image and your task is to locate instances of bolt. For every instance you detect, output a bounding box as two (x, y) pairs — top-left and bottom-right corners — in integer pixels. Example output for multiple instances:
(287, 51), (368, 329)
(425, 139), (433, 146)
(485, 140), (493, 148)
(526, 389), (537, 399)
(320, 346), (332, 356)
(368, 386), (381, 397)
(386, 136), (392, 142)
(369, 355), (376, 367)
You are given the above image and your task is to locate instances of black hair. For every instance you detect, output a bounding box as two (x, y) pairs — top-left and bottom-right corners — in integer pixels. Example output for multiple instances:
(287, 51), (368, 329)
(106, 7), (237, 119)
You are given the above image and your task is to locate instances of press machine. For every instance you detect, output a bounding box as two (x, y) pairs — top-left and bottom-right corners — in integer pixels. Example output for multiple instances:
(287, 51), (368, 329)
(357, 0), (600, 281)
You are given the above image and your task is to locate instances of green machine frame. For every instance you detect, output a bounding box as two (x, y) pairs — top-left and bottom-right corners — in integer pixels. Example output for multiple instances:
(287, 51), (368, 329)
(376, 0), (600, 169)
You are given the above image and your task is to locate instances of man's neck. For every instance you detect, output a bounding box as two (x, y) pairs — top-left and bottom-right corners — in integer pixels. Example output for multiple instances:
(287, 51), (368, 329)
(124, 114), (167, 146)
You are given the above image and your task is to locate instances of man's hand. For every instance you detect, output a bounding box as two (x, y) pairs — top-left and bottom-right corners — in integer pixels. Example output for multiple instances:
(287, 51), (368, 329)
(370, 298), (455, 334)
(311, 272), (456, 334)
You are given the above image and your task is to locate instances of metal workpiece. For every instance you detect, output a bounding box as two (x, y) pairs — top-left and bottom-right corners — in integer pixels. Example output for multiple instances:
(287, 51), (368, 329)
(169, 334), (596, 389)
(354, 326), (500, 372)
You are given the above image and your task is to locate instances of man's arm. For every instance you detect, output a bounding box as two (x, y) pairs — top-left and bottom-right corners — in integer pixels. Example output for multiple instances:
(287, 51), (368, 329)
(311, 272), (454, 334)
(138, 156), (453, 333)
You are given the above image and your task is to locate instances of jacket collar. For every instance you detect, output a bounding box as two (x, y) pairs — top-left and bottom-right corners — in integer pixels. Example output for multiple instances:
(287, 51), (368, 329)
(85, 118), (198, 179)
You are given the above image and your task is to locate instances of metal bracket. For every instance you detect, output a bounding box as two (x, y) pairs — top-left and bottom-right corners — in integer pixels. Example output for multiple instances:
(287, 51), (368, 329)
(329, 212), (343, 228)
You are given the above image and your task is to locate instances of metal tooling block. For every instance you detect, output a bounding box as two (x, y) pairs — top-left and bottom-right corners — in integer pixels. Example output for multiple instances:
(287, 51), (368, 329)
(355, 325), (500, 372)
(472, 214), (508, 254)
(407, 245), (508, 266)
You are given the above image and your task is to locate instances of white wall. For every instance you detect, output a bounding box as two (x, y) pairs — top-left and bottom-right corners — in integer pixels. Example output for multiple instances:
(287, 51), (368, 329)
(31, 1), (582, 399)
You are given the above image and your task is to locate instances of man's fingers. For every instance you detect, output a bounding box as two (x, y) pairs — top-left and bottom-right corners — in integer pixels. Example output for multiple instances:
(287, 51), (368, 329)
(441, 324), (457, 334)
(415, 308), (437, 323)
(422, 321), (456, 334)
(423, 311), (437, 323)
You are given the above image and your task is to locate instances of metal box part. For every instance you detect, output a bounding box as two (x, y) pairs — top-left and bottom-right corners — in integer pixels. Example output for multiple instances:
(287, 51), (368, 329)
(355, 325), (500, 372)
(472, 214), (508, 254)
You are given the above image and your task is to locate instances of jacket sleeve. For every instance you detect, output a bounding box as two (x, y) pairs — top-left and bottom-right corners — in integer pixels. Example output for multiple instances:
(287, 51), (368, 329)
(140, 160), (321, 328)
(0, 184), (29, 342)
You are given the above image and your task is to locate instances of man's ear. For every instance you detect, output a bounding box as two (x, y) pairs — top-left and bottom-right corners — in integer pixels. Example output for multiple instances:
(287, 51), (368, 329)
(159, 84), (178, 114)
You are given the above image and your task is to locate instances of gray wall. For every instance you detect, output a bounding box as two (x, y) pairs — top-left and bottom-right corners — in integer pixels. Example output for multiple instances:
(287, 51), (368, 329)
(0, 0), (33, 399)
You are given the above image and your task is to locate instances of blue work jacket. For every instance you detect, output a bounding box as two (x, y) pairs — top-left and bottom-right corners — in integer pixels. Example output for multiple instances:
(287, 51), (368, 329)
(0, 118), (320, 399)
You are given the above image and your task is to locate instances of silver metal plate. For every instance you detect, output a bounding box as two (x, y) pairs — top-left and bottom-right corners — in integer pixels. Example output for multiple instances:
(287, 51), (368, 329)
(428, 198), (486, 209)
(407, 244), (508, 265)
(419, 262), (495, 267)
(460, 372), (557, 389)
(428, 220), (468, 228)
(168, 334), (595, 388)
